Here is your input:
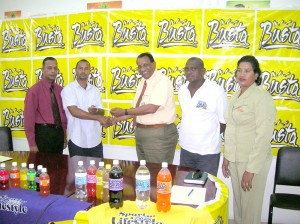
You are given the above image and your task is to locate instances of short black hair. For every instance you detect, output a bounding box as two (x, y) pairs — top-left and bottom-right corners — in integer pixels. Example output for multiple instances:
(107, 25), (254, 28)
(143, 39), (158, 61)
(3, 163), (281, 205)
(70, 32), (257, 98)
(237, 55), (262, 85)
(137, 52), (155, 63)
(42, 57), (57, 67)
(76, 59), (90, 69)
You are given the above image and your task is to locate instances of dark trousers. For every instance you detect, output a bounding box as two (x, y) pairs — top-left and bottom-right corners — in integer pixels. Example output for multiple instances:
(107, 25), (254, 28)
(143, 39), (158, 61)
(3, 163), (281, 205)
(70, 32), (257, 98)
(180, 148), (220, 176)
(35, 124), (64, 154)
(68, 140), (103, 158)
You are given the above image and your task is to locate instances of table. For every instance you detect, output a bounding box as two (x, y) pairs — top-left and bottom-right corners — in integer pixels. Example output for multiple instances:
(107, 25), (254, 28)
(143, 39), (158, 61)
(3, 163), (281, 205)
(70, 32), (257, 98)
(0, 151), (228, 223)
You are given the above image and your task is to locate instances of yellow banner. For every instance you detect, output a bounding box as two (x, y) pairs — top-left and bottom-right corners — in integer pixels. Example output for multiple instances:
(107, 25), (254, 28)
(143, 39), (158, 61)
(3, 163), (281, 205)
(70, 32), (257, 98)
(31, 58), (68, 87)
(109, 10), (152, 53)
(272, 109), (300, 155)
(154, 9), (202, 54)
(0, 19), (31, 58)
(259, 60), (300, 110)
(31, 15), (67, 56)
(255, 10), (300, 57)
(0, 100), (25, 138)
(68, 11), (108, 54)
(203, 9), (254, 55)
(0, 60), (30, 98)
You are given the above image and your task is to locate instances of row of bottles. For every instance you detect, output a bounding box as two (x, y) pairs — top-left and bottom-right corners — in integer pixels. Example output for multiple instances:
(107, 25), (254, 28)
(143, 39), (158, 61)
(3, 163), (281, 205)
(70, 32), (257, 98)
(0, 162), (50, 196)
(74, 159), (172, 212)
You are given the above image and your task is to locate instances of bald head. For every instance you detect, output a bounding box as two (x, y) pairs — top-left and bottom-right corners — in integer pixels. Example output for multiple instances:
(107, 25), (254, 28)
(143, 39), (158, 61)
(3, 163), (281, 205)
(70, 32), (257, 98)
(187, 57), (204, 69)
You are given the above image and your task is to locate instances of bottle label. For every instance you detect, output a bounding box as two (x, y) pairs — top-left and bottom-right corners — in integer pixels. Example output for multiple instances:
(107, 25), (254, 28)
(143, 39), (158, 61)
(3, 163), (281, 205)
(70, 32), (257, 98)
(10, 173), (20, 179)
(27, 173), (36, 181)
(87, 174), (96, 184)
(20, 173), (27, 181)
(35, 176), (40, 183)
(109, 178), (123, 191)
(0, 174), (9, 181)
(75, 173), (87, 185)
(157, 181), (172, 194)
(96, 176), (103, 185)
(40, 179), (50, 186)
(136, 177), (150, 191)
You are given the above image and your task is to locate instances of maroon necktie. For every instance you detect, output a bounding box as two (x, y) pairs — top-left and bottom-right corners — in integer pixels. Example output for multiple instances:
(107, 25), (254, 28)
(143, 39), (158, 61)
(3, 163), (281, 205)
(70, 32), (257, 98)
(133, 81), (147, 126)
(50, 85), (62, 127)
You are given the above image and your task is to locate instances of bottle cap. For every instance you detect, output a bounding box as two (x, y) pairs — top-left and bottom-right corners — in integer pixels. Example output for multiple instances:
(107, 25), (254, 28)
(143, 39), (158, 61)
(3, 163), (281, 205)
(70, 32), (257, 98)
(99, 161), (104, 167)
(162, 162), (168, 168)
(78, 161), (83, 166)
(29, 164), (34, 169)
(21, 162), (27, 168)
(37, 165), (43, 170)
(140, 160), (146, 166)
(90, 160), (95, 165)
(12, 162), (17, 167)
(0, 163), (5, 168)
(42, 168), (47, 173)
(113, 160), (119, 165)
(105, 164), (111, 169)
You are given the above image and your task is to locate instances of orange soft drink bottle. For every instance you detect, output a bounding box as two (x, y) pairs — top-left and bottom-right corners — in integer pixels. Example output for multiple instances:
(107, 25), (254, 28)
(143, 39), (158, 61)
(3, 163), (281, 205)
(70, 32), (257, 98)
(40, 168), (50, 196)
(10, 162), (20, 188)
(156, 162), (172, 212)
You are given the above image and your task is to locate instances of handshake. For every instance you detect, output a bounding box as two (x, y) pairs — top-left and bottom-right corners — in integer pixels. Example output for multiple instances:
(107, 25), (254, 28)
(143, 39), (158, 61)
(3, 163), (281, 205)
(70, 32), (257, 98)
(88, 106), (129, 128)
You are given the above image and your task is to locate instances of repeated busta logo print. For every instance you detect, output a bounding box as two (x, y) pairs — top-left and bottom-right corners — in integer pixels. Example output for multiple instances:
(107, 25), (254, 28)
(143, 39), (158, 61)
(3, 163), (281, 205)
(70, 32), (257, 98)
(34, 25), (65, 51)
(2, 27), (28, 53)
(71, 21), (105, 49)
(259, 21), (300, 50)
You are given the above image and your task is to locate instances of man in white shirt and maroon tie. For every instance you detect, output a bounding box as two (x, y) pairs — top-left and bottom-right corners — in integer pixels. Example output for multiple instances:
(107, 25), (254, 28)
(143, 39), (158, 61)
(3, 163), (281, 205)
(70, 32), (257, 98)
(111, 52), (178, 164)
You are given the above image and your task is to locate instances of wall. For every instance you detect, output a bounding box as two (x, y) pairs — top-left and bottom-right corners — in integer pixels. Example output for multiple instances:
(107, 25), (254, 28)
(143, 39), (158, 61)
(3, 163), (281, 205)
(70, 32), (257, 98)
(1, 0), (300, 223)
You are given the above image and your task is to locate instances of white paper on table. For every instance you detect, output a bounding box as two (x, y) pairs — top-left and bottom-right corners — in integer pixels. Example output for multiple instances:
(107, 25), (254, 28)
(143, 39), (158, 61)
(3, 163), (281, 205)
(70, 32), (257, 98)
(0, 155), (12, 163)
(171, 185), (206, 206)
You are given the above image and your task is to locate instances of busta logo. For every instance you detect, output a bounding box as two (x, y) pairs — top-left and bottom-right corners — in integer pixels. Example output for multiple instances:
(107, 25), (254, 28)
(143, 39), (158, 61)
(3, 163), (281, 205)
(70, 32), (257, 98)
(112, 19), (149, 47)
(206, 19), (249, 49)
(2, 108), (24, 130)
(157, 19), (198, 48)
(273, 120), (298, 147)
(2, 27), (28, 53)
(34, 24), (65, 51)
(3, 68), (29, 92)
(259, 20), (300, 50)
(71, 21), (104, 49)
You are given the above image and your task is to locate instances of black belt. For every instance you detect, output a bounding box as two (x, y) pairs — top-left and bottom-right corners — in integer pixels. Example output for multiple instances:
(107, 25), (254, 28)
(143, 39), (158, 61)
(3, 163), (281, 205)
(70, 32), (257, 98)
(35, 123), (62, 129)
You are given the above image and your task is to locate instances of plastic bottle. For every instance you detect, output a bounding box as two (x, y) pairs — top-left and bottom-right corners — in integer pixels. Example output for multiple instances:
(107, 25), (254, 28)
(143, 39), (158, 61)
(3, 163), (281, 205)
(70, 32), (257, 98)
(96, 161), (105, 199)
(35, 165), (43, 191)
(102, 164), (111, 203)
(109, 160), (123, 208)
(10, 162), (20, 188)
(87, 160), (97, 198)
(75, 161), (87, 200)
(0, 163), (9, 190)
(20, 162), (28, 189)
(40, 168), (50, 196)
(156, 162), (172, 212)
(135, 160), (150, 209)
(27, 164), (36, 191)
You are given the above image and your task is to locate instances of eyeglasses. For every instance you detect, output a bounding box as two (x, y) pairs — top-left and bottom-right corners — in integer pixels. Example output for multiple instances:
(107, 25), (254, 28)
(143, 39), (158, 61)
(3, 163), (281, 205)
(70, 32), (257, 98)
(137, 63), (152, 70)
(184, 67), (202, 73)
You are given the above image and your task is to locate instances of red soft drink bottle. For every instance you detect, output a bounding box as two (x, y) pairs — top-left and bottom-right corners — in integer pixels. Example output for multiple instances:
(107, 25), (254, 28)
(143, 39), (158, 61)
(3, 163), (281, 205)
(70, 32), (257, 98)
(156, 162), (172, 212)
(87, 160), (97, 198)
(10, 162), (20, 188)
(40, 168), (50, 196)
(0, 163), (9, 190)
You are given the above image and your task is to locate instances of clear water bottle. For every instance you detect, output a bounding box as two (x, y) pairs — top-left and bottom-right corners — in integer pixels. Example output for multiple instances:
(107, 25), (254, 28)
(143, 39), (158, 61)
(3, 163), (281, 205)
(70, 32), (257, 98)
(135, 160), (150, 209)
(109, 160), (123, 208)
(75, 161), (87, 200)
(27, 164), (36, 191)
